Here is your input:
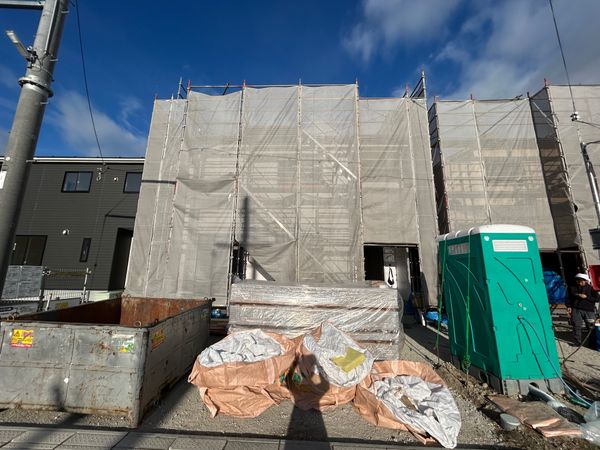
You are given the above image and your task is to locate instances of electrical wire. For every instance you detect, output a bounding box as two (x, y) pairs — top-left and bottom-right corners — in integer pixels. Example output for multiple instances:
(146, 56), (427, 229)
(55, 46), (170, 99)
(435, 240), (448, 366)
(518, 316), (593, 407)
(547, 0), (577, 116)
(74, 0), (105, 165)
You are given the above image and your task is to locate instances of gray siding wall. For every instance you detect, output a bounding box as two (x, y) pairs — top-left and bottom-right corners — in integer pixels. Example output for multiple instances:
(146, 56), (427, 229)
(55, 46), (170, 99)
(15, 162), (143, 290)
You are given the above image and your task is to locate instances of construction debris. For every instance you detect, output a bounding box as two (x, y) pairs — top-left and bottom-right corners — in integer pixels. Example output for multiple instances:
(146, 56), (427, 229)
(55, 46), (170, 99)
(188, 330), (296, 418)
(287, 323), (373, 411)
(489, 395), (582, 438)
(188, 323), (464, 449)
(353, 360), (461, 448)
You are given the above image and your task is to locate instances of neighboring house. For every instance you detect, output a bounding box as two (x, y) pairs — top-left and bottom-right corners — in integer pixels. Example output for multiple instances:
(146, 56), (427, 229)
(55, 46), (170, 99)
(0, 157), (144, 292)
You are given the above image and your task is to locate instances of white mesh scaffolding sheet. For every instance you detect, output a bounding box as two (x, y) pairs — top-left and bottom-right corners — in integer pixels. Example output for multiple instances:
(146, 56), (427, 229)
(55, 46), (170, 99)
(238, 85), (363, 284)
(531, 85), (600, 265)
(126, 92), (241, 301)
(126, 99), (185, 297)
(126, 85), (364, 302)
(430, 99), (557, 250)
(359, 97), (438, 302)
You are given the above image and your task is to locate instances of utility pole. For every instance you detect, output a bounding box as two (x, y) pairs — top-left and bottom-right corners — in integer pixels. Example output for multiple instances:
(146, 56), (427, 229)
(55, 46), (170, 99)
(0, 0), (69, 296)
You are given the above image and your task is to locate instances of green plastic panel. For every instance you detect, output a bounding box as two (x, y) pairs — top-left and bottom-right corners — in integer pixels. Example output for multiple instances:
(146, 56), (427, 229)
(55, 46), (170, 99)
(440, 226), (561, 382)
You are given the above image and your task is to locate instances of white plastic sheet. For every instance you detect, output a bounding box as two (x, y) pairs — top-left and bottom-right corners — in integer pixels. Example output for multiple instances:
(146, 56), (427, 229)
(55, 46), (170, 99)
(371, 375), (461, 449)
(229, 280), (404, 360)
(198, 329), (282, 368)
(303, 322), (374, 387)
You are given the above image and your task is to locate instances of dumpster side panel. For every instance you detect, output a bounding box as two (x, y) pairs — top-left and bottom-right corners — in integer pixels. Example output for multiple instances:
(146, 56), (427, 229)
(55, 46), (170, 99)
(139, 303), (210, 418)
(64, 327), (146, 420)
(0, 322), (74, 409)
(20, 298), (121, 324)
(120, 297), (208, 327)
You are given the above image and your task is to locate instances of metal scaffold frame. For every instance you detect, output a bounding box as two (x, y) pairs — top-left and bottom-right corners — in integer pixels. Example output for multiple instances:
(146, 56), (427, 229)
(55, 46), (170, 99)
(126, 80), (438, 306)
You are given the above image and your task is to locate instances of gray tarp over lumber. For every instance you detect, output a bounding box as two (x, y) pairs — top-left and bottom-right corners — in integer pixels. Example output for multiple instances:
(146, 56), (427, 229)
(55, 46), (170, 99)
(429, 99), (557, 251)
(126, 84), (437, 305)
(530, 85), (600, 266)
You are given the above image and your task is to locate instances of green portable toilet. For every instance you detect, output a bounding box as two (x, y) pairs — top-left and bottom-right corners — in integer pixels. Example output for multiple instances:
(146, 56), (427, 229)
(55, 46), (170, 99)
(438, 225), (563, 395)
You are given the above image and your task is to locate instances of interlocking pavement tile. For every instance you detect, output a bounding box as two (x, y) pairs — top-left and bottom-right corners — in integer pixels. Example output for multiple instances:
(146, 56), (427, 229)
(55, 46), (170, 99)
(114, 433), (175, 449)
(169, 437), (227, 450)
(224, 439), (280, 450)
(59, 431), (127, 448)
(11, 430), (75, 445)
(332, 446), (387, 450)
(0, 429), (26, 444)
(56, 446), (116, 450)
(280, 440), (331, 450)
(1, 443), (56, 450)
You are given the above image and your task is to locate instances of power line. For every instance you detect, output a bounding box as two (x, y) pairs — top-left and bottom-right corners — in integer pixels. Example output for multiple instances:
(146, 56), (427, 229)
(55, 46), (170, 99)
(547, 0), (577, 115)
(74, 0), (105, 164)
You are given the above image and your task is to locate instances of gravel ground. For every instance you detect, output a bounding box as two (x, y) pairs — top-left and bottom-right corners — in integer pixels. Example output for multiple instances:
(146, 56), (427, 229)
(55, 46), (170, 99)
(0, 321), (596, 449)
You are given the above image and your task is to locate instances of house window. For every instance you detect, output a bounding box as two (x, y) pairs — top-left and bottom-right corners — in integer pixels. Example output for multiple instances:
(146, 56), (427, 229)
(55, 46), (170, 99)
(124, 172), (142, 193)
(80, 238), (91, 262)
(62, 171), (92, 192)
(11, 235), (47, 266)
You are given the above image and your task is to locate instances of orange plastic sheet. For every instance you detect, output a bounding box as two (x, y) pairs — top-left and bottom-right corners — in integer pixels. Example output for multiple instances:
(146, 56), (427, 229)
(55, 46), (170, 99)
(287, 323), (373, 411)
(489, 395), (583, 438)
(353, 360), (452, 445)
(189, 331), (295, 417)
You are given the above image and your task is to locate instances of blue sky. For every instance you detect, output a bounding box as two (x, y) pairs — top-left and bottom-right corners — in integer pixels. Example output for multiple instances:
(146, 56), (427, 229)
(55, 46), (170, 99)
(1, 0), (599, 157)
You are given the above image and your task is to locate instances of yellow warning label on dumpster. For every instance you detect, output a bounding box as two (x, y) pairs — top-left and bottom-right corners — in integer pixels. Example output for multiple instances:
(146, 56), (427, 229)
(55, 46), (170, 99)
(10, 329), (33, 348)
(151, 328), (165, 350)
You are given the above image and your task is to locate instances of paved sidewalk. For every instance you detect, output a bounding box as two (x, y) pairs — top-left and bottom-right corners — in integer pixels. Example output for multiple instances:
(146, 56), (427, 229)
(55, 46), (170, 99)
(0, 425), (432, 449)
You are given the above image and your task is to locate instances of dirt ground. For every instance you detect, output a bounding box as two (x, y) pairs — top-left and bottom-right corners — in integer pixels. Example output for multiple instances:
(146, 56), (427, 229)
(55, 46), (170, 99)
(0, 319), (597, 449)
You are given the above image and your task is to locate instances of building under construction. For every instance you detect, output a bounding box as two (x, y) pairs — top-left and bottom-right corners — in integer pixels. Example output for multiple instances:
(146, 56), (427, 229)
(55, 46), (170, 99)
(429, 98), (558, 265)
(430, 86), (600, 283)
(530, 85), (600, 275)
(125, 80), (438, 306)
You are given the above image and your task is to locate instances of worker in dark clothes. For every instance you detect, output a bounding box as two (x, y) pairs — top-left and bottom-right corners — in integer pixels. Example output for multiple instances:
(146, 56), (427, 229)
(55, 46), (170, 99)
(567, 273), (598, 346)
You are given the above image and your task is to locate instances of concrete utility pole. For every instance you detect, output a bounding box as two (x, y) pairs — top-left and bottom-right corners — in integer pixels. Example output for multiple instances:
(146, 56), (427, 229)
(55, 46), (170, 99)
(0, 0), (69, 296)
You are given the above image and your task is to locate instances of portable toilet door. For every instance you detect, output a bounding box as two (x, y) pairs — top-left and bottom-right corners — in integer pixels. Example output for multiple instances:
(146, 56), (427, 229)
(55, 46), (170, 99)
(439, 225), (563, 395)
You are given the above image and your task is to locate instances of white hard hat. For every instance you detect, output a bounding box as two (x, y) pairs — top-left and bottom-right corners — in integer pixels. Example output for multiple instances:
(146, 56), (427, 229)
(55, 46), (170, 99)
(575, 273), (591, 282)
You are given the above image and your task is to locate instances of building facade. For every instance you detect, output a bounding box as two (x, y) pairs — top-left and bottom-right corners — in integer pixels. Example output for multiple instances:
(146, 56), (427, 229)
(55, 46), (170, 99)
(1, 157), (144, 292)
(530, 85), (600, 275)
(126, 83), (438, 306)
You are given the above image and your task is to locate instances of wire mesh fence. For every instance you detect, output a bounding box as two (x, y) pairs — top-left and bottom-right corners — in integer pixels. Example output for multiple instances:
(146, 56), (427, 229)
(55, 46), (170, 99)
(0, 266), (91, 316)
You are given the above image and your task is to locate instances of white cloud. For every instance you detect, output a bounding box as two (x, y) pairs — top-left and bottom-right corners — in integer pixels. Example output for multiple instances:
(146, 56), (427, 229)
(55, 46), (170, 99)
(343, 0), (462, 62)
(438, 0), (600, 99)
(119, 96), (143, 132)
(391, 85), (407, 97)
(48, 90), (146, 156)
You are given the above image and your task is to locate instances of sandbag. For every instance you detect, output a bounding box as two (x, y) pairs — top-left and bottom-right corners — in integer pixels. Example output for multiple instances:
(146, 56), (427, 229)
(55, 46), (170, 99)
(489, 395), (582, 438)
(288, 322), (374, 411)
(189, 329), (295, 417)
(353, 361), (461, 448)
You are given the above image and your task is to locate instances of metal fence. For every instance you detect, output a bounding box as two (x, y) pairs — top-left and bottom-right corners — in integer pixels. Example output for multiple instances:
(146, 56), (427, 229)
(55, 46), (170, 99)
(0, 266), (91, 315)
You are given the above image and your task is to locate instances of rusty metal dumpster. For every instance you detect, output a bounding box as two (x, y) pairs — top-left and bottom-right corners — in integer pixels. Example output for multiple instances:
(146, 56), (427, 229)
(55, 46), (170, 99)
(0, 296), (211, 425)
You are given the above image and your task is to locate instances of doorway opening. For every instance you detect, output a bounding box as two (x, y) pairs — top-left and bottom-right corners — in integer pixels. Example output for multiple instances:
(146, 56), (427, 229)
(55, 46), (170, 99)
(109, 228), (134, 291)
(364, 244), (421, 300)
